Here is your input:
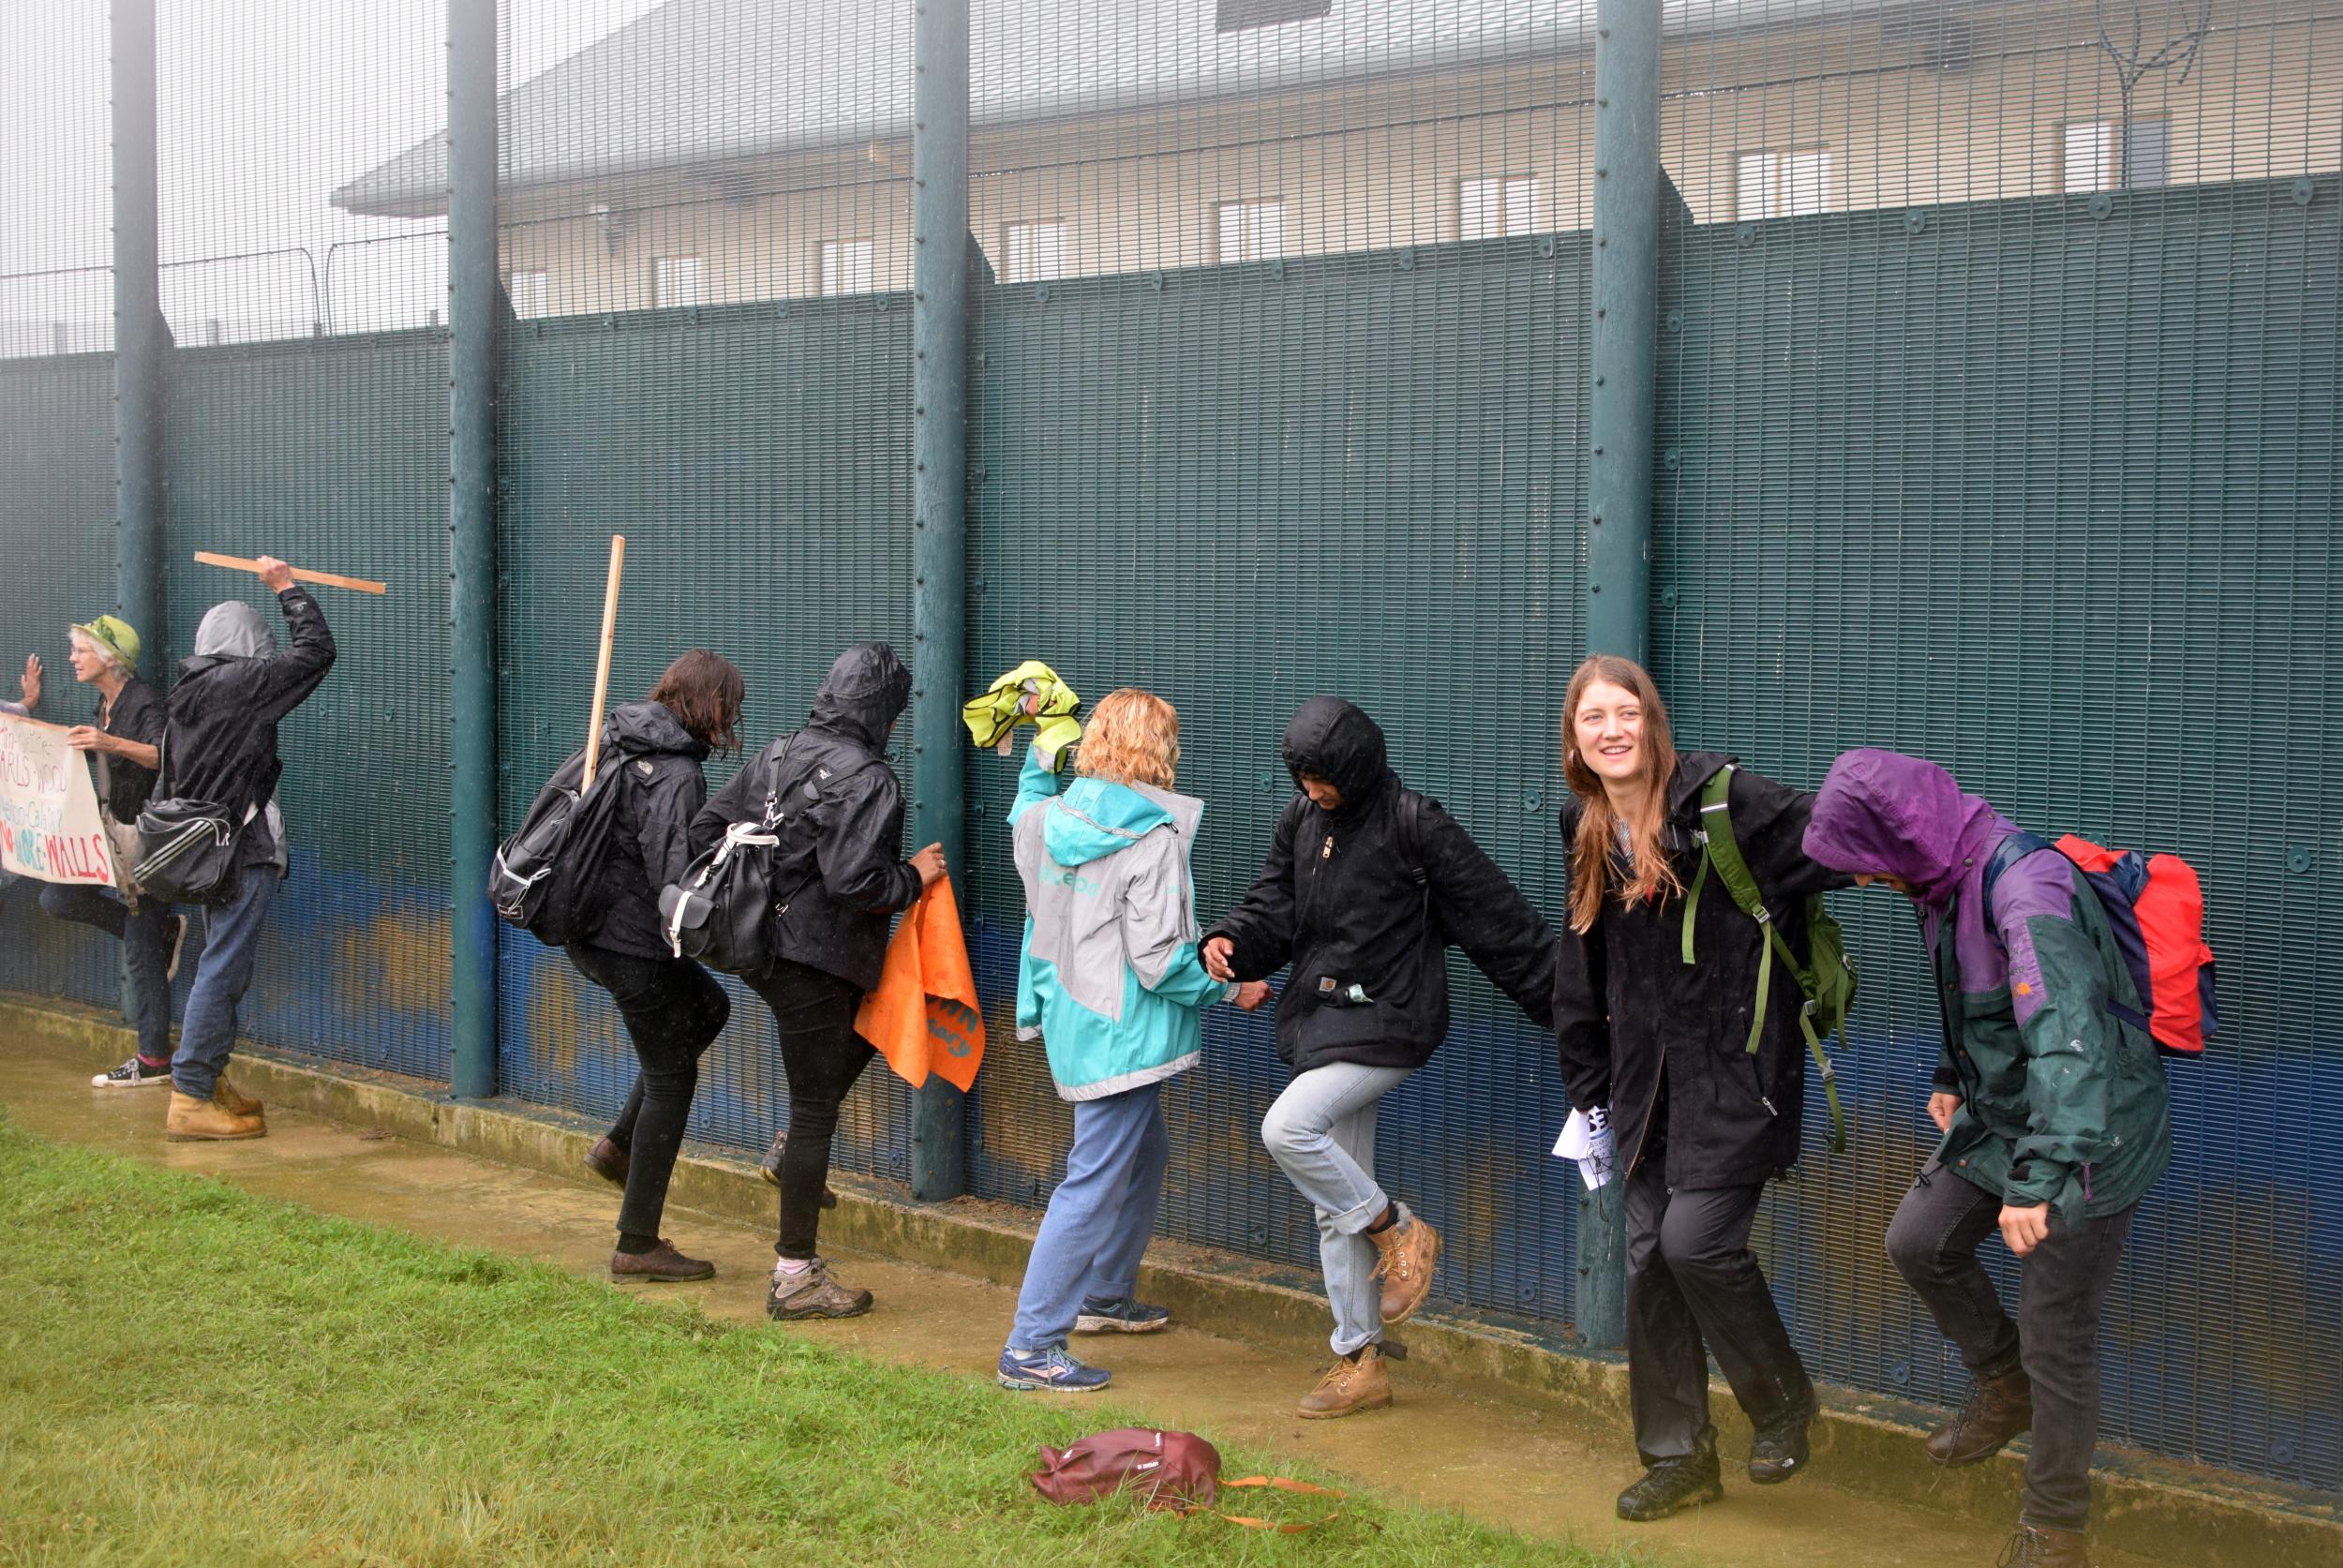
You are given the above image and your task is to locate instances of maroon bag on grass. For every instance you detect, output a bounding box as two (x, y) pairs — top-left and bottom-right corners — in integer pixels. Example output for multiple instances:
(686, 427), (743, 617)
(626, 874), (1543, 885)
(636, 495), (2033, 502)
(1029, 1427), (1346, 1532)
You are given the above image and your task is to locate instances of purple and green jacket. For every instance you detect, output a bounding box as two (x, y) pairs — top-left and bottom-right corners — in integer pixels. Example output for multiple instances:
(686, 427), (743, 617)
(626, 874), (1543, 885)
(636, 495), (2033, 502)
(1804, 749), (2171, 1220)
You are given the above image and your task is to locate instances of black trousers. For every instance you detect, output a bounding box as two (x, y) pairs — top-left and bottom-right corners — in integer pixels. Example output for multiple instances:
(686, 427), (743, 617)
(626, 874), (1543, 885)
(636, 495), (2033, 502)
(565, 942), (730, 1246)
(747, 957), (872, 1261)
(1624, 1157), (1816, 1464)
(1886, 1158), (2140, 1532)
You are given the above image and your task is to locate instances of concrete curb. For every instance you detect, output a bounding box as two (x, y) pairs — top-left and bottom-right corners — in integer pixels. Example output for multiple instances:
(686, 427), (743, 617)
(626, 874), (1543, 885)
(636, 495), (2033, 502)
(9, 993), (2336, 1566)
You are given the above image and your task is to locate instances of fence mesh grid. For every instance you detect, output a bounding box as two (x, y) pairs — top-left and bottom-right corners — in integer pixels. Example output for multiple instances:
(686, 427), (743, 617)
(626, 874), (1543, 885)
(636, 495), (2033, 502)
(0, 0), (2336, 1495)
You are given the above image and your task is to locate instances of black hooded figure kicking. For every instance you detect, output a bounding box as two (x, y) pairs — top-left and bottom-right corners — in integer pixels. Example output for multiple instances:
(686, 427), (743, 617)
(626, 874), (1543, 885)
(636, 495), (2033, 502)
(1203, 696), (1556, 1421)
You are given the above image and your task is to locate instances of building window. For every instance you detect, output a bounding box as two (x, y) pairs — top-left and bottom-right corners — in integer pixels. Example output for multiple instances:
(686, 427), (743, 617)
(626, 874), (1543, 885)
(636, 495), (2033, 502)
(1003, 219), (1067, 284)
(1216, 200), (1287, 263)
(508, 269), (548, 319)
(1217, 0), (1332, 31)
(1735, 148), (1831, 221)
(819, 238), (875, 297)
(1461, 175), (1538, 240)
(2061, 118), (2170, 192)
(653, 255), (703, 308)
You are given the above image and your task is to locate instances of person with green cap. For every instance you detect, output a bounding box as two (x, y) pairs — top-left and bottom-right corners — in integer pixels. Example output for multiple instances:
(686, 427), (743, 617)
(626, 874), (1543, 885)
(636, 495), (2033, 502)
(11, 614), (187, 1085)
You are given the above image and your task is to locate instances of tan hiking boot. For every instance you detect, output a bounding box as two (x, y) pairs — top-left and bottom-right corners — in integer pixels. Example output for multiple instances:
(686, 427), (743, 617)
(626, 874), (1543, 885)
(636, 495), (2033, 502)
(165, 1089), (265, 1142)
(213, 1077), (261, 1119)
(1930, 1364), (2033, 1467)
(1296, 1345), (1393, 1420)
(766, 1260), (873, 1321)
(1996, 1523), (2089, 1567)
(1368, 1211), (1440, 1324)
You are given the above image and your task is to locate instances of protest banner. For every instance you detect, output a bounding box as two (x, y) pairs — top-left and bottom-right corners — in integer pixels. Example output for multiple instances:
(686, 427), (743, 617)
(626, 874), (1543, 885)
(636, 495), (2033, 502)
(0, 712), (116, 886)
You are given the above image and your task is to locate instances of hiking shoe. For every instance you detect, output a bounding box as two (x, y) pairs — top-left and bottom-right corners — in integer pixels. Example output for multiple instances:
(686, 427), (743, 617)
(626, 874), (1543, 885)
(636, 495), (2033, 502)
(1367, 1210), (1440, 1325)
(755, 1134), (839, 1207)
(1997, 1523), (2090, 1567)
(608, 1239), (714, 1282)
(997, 1344), (1112, 1393)
(163, 913), (188, 982)
(1748, 1407), (1813, 1485)
(93, 1055), (172, 1089)
(164, 1089), (265, 1142)
(584, 1136), (630, 1187)
(1297, 1344), (1393, 1420)
(1617, 1446), (1724, 1522)
(1931, 1365), (2033, 1468)
(766, 1260), (873, 1321)
(1074, 1296), (1171, 1335)
(213, 1076), (261, 1118)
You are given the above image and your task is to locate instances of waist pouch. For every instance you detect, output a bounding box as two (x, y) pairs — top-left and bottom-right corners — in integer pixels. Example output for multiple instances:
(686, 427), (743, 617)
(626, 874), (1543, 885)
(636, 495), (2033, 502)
(133, 798), (246, 906)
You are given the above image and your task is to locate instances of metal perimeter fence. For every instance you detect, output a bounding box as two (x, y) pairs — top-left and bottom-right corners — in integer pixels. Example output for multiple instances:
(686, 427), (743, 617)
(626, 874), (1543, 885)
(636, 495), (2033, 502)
(0, 0), (2336, 1499)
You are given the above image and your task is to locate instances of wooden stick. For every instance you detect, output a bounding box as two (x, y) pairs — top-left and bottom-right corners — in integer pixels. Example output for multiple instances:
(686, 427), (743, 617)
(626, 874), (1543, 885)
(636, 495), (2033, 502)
(580, 534), (627, 793)
(193, 551), (388, 596)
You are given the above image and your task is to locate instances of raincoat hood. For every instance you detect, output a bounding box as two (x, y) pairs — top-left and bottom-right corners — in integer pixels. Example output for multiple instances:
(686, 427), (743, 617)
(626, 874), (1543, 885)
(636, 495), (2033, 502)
(609, 698), (709, 760)
(1042, 776), (1197, 868)
(1803, 748), (2006, 907)
(809, 641), (911, 752)
(192, 600), (277, 661)
(1281, 697), (1395, 817)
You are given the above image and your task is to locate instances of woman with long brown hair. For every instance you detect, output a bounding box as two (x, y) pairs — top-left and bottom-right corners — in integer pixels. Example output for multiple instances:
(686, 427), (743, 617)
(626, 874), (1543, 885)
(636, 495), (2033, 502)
(570, 649), (745, 1281)
(1552, 654), (1847, 1521)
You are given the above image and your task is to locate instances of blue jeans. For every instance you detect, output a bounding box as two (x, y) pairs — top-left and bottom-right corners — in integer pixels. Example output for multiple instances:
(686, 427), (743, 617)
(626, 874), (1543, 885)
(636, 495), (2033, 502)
(1261, 1062), (1413, 1356)
(40, 882), (172, 1064)
(172, 866), (276, 1100)
(1007, 1082), (1170, 1351)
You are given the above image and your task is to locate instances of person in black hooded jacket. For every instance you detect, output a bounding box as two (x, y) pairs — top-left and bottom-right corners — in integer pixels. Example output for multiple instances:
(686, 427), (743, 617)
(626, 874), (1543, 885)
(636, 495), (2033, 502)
(1202, 696), (1555, 1420)
(568, 650), (744, 1283)
(1550, 655), (1849, 1523)
(693, 641), (945, 1322)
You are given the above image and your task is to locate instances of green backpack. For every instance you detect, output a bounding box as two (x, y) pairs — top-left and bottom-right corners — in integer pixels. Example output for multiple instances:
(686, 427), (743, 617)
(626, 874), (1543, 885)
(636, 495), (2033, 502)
(1679, 766), (1859, 1153)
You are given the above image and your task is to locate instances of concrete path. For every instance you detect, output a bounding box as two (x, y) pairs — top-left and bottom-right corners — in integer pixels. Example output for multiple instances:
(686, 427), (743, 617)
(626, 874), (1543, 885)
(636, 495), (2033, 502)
(0, 1033), (2176, 1568)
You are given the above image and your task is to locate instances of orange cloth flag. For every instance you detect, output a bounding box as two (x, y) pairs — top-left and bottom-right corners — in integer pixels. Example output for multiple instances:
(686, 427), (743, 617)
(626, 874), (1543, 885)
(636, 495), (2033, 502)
(855, 880), (986, 1092)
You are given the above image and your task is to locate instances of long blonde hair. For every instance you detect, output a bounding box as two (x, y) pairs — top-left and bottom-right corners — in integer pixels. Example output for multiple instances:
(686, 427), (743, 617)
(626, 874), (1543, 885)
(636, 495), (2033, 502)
(1076, 689), (1179, 788)
(1561, 655), (1682, 933)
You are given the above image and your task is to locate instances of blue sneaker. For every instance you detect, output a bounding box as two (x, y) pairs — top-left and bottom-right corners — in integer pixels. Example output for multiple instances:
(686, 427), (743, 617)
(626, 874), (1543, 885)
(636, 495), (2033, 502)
(1074, 1296), (1172, 1335)
(997, 1344), (1112, 1393)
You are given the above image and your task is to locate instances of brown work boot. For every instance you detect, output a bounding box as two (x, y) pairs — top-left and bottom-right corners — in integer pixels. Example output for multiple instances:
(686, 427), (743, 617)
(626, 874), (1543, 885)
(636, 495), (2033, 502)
(766, 1259), (873, 1321)
(1296, 1344), (1394, 1420)
(1996, 1523), (2090, 1567)
(165, 1089), (265, 1142)
(608, 1239), (714, 1282)
(212, 1077), (261, 1119)
(584, 1136), (630, 1186)
(1367, 1209), (1440, 1324)
(1930, 1364), (2033, 1467)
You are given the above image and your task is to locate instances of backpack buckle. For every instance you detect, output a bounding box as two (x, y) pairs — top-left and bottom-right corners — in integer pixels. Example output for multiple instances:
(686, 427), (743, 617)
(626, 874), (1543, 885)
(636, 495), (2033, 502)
(1750, 903), (1771, 924)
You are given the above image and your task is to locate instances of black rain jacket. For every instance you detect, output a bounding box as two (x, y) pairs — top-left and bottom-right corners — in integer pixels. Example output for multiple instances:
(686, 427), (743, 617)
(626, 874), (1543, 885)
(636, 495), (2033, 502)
(158, 589), (336, 866)
(577, 700), (712, 960)
(693, 641), (922, 993)
(1205, 697), (1557, 1075)
(1551, 752), (1848, 1190)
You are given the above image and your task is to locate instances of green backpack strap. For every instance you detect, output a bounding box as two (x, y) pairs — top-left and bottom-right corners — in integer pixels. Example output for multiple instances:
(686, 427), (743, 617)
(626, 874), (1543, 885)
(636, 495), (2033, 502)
(1681, 765), (1848, 1153)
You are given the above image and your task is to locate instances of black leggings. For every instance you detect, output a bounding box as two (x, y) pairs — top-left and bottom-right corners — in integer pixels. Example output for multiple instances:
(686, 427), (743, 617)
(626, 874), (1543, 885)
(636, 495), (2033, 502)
(566, 942), (731, 1247)
(747, 958), (872, 1260)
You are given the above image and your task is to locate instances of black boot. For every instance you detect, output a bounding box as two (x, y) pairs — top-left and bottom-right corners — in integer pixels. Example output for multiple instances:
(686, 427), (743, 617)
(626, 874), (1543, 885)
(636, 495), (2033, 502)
(1617, 1433), (1724, 1522)
(1748, 1405), (1814, 1485)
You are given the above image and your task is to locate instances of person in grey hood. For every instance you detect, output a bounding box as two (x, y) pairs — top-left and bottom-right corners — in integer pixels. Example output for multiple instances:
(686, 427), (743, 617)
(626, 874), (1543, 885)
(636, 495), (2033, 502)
(694, 641), (945, 1322)
(568, 650), (745, 1284)
(156, 557), (335, 1142)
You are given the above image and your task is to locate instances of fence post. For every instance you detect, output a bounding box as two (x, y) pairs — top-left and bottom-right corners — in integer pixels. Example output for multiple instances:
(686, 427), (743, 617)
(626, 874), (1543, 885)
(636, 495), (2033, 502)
(907, 0), (970, 1202)
(1577, 0), (1664, 1352)
(446, 0), (501, 1100)
(112, 0), (167, 670)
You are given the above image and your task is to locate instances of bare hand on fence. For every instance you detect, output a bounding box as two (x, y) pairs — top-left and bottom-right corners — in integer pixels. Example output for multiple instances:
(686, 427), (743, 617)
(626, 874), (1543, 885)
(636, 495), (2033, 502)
(17, 654), (39, 712)
(912, 844), (948, 890)
(255, 555), (297, 593)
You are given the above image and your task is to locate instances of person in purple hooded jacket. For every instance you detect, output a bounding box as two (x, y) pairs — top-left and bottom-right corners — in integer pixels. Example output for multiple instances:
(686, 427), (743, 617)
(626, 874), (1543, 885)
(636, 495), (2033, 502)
(1803, 749), (2171, 1568)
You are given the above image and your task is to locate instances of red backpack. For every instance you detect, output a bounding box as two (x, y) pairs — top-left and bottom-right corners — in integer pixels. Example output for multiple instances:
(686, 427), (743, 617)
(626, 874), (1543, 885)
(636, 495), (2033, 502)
(1030, 1427), (1344, 1531)
(1984, 831), (2217, 1056)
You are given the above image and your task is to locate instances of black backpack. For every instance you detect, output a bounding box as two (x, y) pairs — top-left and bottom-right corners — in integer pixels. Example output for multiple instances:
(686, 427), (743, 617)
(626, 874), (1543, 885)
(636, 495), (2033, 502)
(488, 741), (627, 947)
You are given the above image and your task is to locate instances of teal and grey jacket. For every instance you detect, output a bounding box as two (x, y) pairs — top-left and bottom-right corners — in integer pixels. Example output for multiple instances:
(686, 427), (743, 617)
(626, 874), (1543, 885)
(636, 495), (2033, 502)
(1010, 742), (1233, 1101)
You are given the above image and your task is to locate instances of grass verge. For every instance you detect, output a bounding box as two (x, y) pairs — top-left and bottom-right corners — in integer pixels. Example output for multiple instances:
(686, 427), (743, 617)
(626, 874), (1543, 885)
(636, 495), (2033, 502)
(0, 1111), (1652, 1567)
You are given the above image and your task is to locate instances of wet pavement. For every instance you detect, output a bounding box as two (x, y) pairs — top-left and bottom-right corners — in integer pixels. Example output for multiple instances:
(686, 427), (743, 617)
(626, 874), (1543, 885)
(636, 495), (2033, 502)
(0, 1032), (2179, 1568)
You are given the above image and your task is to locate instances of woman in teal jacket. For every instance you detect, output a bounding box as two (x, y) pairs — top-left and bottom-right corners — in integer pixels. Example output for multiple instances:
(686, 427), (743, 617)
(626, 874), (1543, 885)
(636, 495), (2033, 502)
(996, 688), (1267, 1393)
